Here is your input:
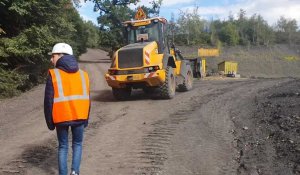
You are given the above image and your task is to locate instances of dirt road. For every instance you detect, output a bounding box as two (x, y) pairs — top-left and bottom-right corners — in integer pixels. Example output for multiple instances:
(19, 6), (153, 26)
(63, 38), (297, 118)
(0, 49), (298, 175)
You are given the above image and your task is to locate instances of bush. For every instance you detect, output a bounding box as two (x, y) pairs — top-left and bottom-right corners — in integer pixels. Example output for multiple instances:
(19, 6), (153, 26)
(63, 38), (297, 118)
(0, 67), (28, 98)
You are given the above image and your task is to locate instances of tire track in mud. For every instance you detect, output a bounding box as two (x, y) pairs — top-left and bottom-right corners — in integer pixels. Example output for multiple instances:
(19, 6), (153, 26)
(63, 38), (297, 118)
(134, 80), (255, 175)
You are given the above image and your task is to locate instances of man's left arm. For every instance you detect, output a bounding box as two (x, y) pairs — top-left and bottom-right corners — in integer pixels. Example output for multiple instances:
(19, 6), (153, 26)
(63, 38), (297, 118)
(44, 75), (55, 130)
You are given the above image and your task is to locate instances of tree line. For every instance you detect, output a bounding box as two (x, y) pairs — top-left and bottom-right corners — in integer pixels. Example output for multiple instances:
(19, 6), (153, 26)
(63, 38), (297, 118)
(0, 0), (100, 97)
(0, 0), (161, 97)
(168, 8), (300, 47)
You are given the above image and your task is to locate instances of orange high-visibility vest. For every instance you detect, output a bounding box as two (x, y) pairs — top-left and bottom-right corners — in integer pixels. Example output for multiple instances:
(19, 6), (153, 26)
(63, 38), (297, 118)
(49, 69), (90, 124)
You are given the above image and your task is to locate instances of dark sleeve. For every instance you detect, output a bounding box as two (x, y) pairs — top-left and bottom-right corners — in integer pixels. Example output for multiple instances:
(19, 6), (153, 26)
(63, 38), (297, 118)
(88, 94), (91, 117)
(84, 93), (91, 128)
(44, 74), (55, 130)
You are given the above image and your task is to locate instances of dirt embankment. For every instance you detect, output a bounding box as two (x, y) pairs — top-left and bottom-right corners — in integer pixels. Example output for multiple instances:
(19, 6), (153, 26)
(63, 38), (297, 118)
(178, 44), (300, 78)
(230, 79), (300, 175)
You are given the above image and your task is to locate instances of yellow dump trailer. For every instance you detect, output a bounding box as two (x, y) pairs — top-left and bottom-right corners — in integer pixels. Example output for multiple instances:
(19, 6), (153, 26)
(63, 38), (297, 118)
(189, 48), (219, 78)
(198, 48), (220, 57)
(218, 61), (238, 75)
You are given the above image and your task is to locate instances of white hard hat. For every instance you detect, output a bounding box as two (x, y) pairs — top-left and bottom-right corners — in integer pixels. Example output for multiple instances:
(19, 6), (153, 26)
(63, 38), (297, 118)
(50, 43), (73, 55)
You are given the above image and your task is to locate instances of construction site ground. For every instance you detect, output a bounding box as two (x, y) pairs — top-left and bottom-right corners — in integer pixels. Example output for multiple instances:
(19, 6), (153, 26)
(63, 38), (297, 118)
(0, 49), (299, 175)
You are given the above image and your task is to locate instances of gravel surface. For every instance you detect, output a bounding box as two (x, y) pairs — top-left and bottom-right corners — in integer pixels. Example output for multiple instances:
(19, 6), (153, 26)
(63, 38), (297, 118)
(0, 49), (299, 175)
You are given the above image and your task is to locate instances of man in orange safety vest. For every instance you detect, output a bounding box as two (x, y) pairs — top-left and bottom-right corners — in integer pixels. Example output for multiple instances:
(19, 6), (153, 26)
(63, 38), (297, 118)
(44, 43), (90, 175)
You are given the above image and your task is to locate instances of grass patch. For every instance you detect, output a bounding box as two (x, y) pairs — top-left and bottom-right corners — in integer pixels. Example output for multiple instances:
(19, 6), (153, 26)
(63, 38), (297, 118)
(283, 56), (298, 61)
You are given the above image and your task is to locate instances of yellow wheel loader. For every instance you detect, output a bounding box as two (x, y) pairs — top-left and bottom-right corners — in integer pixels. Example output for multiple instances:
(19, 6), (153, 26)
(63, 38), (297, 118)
(105, 8), (193, 100)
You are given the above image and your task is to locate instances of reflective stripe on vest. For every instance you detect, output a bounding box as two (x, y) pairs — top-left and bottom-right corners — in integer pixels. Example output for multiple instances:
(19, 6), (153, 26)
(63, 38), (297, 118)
(49, 68), (90, 124)
(53, 69), (89, 103)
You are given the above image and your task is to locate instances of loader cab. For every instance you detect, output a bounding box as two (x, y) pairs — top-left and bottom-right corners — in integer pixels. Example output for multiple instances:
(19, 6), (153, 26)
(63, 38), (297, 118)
(123, 17), (167, 54)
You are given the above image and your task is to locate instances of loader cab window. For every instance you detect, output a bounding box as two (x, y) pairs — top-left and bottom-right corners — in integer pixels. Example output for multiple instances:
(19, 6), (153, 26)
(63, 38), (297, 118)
(126, 20), (165, 53)
(127, 22), (159, 44)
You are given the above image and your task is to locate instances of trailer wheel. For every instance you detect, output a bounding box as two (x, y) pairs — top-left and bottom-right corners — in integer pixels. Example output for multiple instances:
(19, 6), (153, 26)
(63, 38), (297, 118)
(178, 66), (193, 91)
(160, 66), (176, 99)
(112, 87), (131, 100)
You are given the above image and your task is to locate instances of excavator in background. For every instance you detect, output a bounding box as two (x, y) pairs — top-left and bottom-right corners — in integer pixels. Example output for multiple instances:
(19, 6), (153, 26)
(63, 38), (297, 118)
(188, 48), (220, 78)
(105, 8), (193, 100)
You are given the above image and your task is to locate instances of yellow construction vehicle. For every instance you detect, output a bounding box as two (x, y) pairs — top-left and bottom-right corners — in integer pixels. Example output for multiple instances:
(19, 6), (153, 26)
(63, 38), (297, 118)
(188, 48), (220, 78)
(105, 8), (193, 100)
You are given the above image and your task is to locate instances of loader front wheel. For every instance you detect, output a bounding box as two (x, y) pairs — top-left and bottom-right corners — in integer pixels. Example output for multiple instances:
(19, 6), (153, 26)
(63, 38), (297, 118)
(160, 66), (176, 99)
(112, 87), (131, 100)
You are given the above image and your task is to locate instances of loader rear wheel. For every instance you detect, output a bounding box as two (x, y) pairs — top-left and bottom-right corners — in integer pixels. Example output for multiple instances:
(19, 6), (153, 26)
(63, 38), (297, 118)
(178, 67), (193, 91)
(112, 87), (131, 100)
(160, 66), (176, 99)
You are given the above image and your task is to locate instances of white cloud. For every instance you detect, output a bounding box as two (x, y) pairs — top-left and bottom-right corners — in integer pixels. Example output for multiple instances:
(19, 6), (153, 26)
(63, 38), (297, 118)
(176, 0), (300, 26)
(76, 0), (300, 27)
(132, 0), (194, 8)
(241, 0), (300, 25)
(162, 0), (195, 6)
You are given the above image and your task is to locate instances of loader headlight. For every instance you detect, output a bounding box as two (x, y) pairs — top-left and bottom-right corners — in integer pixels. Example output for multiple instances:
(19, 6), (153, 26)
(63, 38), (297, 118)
(147, 66), (160, 72)
(108, 69), (117, 75)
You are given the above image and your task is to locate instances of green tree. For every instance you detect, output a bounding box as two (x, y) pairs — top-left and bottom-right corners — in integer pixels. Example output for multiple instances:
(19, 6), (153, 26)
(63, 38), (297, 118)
(236, 9), (249, 45)
(248, 14), (274, 46)
(0, 0), (94, 97)
(176, 7), (208, 45)
(76, 0), (162, 51)
(276, 16), (298, 45)
(235, 11), (274, 46)
(167, 13), (178, 43)
(84, 21), (100, 48)
(219, 22), (239, 46)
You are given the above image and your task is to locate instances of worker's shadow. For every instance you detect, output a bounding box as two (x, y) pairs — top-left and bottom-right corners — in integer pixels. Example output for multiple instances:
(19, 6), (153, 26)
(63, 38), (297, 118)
(20, 139), (57, 174)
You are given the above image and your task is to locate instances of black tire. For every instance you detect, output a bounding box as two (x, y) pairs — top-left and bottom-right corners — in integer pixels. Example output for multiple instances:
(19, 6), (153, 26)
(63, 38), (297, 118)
(112, 87), (131, 100)
(178, 67), (193, 91)
(193, 62), (201, 78)
(159, 66), (176, 99)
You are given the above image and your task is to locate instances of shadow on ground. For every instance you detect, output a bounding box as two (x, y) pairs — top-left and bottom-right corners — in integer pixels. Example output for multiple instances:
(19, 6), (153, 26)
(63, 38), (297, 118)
(90, 89), (163, 102)
(1, 138), (58, 175)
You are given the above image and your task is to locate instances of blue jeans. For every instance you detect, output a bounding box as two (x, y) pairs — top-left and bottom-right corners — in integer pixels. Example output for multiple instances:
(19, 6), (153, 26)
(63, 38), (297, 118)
(56, 124), (84, 175)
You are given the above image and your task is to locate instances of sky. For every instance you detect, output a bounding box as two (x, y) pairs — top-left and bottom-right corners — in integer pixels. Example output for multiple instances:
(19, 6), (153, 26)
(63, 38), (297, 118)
(76, 0), (300, 27)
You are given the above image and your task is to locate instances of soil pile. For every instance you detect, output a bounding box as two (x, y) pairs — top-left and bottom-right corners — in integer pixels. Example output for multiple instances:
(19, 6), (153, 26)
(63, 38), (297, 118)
(233, 79), (300, 175)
